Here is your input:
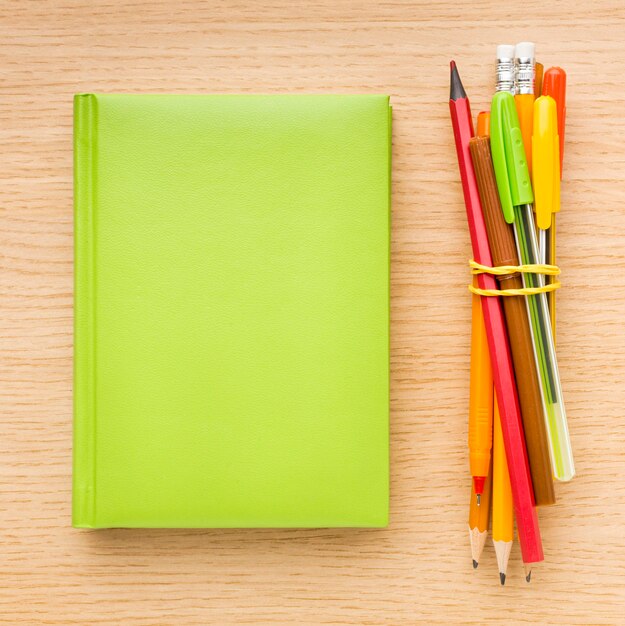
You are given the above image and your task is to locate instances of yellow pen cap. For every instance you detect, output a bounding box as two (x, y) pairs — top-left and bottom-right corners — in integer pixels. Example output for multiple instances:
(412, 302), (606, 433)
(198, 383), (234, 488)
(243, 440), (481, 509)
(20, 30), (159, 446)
(532, 95), (560, 230)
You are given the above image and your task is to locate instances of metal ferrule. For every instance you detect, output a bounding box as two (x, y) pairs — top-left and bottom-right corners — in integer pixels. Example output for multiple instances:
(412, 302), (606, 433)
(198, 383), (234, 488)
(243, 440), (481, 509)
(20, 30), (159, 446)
(496, 57), (516, 94)
(515, 56), (535, 95)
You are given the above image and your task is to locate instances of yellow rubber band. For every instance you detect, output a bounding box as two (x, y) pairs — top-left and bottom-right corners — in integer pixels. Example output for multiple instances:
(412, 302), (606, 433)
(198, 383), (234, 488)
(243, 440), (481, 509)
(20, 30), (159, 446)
(469, 260), (561, 297)
(469, 282), (561, 296)
(470, 260), (561, 277)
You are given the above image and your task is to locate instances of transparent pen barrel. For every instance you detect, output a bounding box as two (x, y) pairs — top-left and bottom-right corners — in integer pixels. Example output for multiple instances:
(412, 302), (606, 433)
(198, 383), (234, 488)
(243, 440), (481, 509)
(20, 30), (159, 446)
(513, 204), (575, 481)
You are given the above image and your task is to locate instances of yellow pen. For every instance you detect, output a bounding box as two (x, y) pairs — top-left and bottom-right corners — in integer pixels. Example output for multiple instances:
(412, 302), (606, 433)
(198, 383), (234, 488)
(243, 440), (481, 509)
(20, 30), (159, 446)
(532, 95), (560, 267)
(514, 42), (536, 173)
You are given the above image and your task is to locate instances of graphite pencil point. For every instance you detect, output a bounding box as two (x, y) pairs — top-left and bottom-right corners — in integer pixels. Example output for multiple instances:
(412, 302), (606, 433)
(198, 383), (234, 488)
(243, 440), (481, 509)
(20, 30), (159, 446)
(449, 61), (467, 101)
(499, 572), (506, 586)
(524, 564), (532, 583)
(472, 559), (478, 569)
(493, 540), (513, 587)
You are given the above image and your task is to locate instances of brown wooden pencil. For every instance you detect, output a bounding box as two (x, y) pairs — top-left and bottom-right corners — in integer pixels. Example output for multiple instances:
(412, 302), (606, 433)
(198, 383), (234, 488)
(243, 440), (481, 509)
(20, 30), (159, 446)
(469, 133), (556, 507)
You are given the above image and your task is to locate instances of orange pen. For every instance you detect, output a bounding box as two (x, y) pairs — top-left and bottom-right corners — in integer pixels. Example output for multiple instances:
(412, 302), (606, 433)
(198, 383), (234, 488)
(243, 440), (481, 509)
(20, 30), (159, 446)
(476, 110), (490, 136)
(468, 112), (494, 503)
(514, 42), (536, 173)
(541, 67), (567, 336)
(469, 464), (492, 568)
(468, 281), (493, 501)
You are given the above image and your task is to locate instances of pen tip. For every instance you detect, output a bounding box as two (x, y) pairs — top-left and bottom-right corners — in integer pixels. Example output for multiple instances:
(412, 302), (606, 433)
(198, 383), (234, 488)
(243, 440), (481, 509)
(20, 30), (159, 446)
(499, 572), (506, 585)
(472, 559), (478, 569)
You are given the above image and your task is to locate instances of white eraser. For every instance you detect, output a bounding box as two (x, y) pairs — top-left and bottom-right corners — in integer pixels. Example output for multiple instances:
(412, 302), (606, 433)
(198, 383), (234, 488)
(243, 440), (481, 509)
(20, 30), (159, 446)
(515, 42), (535, 59)
(497, 44), (515, 59)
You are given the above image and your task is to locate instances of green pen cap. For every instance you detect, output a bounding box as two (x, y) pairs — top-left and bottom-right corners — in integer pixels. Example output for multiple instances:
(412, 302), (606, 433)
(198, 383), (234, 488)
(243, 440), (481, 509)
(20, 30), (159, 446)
(489, 91), (534, 223)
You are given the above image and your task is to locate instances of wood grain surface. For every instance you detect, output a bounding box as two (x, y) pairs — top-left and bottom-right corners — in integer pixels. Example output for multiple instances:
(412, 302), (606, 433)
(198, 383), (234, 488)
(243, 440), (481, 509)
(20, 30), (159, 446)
(2, 1), (625, 623)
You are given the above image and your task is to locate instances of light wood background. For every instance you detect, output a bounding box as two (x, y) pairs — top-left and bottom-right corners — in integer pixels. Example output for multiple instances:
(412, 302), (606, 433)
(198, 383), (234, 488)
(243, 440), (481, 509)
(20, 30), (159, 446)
(2, 1), (625, 623)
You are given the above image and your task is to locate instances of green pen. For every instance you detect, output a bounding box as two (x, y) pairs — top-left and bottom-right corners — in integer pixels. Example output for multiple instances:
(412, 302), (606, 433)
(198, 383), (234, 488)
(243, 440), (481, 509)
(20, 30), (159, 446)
(490, 91), (574, 482)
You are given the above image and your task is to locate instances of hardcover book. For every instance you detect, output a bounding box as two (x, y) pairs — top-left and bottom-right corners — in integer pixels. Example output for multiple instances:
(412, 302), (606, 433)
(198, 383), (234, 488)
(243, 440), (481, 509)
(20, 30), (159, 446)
(73, 94), (391, 528)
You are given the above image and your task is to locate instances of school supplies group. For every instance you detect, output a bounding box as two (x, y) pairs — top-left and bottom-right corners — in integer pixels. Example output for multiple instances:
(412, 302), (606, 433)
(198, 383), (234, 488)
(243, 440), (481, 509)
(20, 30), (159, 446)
(449, 44), (575, 584)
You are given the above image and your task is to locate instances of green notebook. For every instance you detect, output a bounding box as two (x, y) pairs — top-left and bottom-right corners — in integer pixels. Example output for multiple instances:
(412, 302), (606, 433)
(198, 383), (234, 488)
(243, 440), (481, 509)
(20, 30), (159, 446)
(73, 94), (391, 528)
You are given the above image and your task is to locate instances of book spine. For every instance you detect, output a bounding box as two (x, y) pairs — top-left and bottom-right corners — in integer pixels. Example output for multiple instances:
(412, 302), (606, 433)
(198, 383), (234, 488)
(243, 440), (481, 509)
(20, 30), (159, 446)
(73, 94), (97, 528)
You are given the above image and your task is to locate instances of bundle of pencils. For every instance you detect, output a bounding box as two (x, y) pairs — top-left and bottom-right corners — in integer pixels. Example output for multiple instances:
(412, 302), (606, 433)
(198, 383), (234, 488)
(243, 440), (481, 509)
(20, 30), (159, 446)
(449, 43), (574, 585)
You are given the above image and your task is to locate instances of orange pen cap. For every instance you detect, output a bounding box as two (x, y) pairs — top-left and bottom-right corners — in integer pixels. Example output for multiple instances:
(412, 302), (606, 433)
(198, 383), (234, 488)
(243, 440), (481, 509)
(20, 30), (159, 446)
(542, 67), (567, 176)
(476, 111), (490, 137)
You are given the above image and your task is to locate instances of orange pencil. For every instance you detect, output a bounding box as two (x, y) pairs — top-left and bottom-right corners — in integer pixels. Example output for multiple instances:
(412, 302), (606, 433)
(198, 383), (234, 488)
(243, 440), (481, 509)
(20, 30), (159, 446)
(514, 42), (536, 173)
(535, 62), (544, 99)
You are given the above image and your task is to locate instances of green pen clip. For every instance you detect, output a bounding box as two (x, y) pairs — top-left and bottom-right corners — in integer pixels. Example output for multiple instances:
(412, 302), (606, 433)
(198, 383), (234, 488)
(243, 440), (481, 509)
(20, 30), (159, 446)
(489, 91), (534, 224)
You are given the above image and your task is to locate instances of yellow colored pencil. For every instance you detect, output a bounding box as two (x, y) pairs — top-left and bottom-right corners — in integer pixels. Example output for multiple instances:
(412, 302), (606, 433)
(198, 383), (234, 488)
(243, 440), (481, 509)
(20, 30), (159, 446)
(492, 397), (514, 584)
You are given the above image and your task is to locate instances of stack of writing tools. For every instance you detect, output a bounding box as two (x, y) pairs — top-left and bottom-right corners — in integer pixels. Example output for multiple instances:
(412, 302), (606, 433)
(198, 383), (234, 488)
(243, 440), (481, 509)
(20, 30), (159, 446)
(449, 43), (574, 585)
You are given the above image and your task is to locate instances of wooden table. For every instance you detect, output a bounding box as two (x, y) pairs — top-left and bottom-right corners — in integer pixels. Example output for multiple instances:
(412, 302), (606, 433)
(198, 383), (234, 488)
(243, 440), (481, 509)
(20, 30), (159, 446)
(2, 1), (625, 623)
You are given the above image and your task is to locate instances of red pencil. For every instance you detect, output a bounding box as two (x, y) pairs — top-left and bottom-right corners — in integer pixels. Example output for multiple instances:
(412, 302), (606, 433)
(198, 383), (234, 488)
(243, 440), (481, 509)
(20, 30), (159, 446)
(449, 60), (544, 566)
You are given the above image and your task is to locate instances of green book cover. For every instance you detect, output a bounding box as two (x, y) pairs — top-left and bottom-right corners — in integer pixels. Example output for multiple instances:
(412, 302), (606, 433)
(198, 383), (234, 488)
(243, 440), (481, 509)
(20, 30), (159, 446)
(73, 94), (391, 528)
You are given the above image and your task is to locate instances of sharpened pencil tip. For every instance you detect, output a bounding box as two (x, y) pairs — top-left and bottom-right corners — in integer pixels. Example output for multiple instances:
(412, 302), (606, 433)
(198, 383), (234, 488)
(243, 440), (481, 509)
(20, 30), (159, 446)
(472, 559), (478, 569)
(449, 60), (467, 101)
(499, 572), (506, 586)
(523, 563), (532, 583)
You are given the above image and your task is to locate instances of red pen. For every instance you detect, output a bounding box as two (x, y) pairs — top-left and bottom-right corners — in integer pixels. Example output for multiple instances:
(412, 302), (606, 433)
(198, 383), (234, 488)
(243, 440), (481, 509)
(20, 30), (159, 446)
(449, 61), (544, 567)
(542, 67), (566, 176)
(541, 67), (566, 334)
